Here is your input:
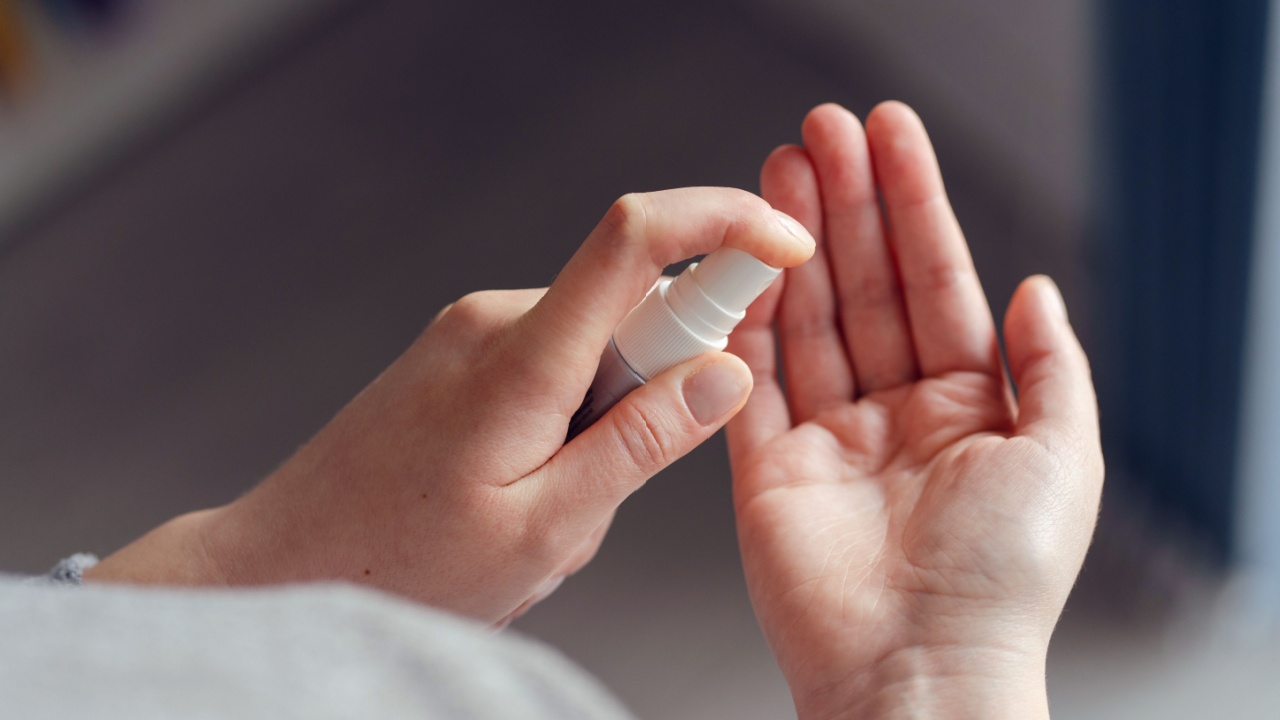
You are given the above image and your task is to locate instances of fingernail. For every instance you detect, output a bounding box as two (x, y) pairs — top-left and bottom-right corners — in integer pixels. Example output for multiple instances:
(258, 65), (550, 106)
(773, 209), (815, 247)
(684, 359), (751, 426)
(1039, 276), (1068, 322)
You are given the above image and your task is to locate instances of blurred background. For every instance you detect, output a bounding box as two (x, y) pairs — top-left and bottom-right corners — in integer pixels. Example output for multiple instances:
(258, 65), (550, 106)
(2, 0), (1278, 717)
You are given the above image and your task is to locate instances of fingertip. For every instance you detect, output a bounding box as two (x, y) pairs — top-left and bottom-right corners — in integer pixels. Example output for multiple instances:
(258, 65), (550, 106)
(761, 144), (818, 200)
(866, 100), (921, 132)
(812, 101), (851, 114)
(712, 190), (813, 270)
(802, 102), (864, 144)
(1006, 275), (1045, 335)
(1031, 274), (1069, 322)
(772, 209), (818, 260)
(799, 101), (876, 209)
(865, 100), (945, 213)
(717, 350), (755, 386)
(758, 145), (822, 267)
(763, 143), (805, 167)
(1004, 274), (1088, 393)
(865, 101), (930, 159)
(1006, 275), (1067, 338)
(802, 102), (857, 135)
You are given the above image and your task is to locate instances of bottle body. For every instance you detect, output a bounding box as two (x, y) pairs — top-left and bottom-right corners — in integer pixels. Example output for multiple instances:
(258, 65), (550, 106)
(565, 336), (646, 440)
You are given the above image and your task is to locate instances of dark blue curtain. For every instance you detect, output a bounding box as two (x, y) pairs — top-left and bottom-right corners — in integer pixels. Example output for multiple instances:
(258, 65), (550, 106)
(1097, 0), (1270, 563)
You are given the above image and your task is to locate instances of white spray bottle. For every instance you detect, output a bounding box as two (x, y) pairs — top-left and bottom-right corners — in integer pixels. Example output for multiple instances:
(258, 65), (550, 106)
(566, 247), (781, 440)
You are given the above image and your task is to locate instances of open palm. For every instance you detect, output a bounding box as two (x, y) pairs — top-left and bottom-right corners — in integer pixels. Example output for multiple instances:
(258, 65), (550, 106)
(725, 103), (1103, 718)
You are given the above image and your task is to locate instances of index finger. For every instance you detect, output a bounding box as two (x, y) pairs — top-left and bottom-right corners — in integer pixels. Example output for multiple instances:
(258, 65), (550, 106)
(520, 188), (816, 390)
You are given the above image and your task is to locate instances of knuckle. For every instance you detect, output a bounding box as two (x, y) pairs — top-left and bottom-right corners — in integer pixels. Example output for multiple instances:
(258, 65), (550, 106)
(424, 291), (513, 360)
(908, 261), (973, 296)
(441, 291), (497, 329)
(741, 189), (775, 218)
(599, 193), (650, 248)
(610, 400), (678, 472)
(780, 307), (837, 341)
(728, 190), (775, 229)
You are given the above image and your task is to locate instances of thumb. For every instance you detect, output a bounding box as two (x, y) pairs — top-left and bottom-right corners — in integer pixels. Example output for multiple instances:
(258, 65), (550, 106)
(1004, 275), (1101, 468)
(531, 352), (753, 522)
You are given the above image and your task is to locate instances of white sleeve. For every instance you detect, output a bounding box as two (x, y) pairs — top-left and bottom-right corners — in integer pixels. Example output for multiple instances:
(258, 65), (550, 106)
(0, 578), (635, 720)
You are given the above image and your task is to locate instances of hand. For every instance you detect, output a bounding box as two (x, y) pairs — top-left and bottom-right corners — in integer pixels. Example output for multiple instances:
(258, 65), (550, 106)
(725, 103), (1103, 719)
(86, 188), (815, 625)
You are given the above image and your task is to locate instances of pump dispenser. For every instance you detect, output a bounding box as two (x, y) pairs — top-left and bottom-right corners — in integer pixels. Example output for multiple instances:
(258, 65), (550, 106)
(566, 247), (781, 440)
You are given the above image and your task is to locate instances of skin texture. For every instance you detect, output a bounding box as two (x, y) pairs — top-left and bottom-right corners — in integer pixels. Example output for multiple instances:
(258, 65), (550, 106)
(724, 102), (1104, 719)
(86, 187), (816, 626)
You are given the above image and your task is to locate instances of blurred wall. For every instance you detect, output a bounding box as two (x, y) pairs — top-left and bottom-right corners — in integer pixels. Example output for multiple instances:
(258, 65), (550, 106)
(734, 0), (1094, 233)
(0, 0), (344, 240)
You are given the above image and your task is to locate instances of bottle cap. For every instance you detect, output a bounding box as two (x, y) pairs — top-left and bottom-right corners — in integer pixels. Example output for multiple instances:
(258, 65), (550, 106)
(613, 248), (781, 380)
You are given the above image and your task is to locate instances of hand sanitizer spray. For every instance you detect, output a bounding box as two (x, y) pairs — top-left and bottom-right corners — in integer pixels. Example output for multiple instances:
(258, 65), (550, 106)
(566, 247), (781, 440)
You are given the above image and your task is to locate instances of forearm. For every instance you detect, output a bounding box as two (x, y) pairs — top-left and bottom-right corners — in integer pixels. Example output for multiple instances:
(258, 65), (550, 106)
(83, 507), (236, 587)
(83, 452), (362, 589)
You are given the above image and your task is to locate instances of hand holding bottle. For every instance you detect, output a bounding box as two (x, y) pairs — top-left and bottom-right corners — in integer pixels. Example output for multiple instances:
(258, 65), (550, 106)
(86, 187), (815, 625)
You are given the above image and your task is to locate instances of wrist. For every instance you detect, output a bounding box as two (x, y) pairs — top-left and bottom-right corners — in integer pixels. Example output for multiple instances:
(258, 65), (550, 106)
(795, 643), (1050, 720)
